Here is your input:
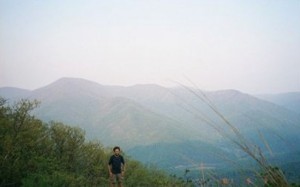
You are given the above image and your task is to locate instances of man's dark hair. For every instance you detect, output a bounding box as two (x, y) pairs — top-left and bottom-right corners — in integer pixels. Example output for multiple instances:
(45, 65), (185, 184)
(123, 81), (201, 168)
(113, 146), (120, 152)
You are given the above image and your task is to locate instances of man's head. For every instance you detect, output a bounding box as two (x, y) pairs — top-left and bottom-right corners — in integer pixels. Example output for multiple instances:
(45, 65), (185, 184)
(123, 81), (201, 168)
(113, 146), (121, 155)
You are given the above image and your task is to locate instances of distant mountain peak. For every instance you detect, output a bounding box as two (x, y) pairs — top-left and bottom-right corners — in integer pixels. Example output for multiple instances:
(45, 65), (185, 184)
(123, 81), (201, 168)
(50, 77), (103, 86)
(1, 77), (300, 154)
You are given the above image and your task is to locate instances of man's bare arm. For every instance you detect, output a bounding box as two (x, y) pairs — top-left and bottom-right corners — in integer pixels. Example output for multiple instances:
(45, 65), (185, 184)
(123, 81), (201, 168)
(108, 165), (112, 174)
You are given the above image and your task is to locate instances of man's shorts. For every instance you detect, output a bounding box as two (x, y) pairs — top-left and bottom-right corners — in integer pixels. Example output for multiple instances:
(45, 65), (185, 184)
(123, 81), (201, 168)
(110, 173), (123, 184)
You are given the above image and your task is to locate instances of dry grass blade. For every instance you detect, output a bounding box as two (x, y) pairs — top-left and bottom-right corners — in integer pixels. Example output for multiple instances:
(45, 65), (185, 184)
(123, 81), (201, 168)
(176, 80), (290, 187)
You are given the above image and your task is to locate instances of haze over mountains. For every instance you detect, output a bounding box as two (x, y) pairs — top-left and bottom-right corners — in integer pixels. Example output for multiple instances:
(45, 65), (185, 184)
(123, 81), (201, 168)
(1, 77), (300, 172)
(256, 92), (300, 115)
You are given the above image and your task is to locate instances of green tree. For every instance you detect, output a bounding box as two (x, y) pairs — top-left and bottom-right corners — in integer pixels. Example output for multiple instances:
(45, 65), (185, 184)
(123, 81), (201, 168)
(0, 98), (43, 186)
(0, 97), (186, 187)
(48, 122), (85, 171)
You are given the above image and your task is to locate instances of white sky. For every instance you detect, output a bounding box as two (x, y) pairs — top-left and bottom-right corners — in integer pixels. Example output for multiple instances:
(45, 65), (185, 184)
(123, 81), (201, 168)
(1, 0), (300, 94)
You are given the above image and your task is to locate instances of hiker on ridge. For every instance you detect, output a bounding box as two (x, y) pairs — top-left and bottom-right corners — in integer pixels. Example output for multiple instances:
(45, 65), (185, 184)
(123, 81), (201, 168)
(108, 146), (125, 187)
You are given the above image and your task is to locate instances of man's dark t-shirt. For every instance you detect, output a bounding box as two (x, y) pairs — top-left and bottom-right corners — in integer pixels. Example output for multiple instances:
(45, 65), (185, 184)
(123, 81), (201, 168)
(109, 155), (125, 174)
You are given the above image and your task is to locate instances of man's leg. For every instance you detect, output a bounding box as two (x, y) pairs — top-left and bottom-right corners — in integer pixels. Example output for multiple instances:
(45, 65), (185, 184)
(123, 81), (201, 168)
(109, 174), (117, 187)
(116, 173), (123, 187)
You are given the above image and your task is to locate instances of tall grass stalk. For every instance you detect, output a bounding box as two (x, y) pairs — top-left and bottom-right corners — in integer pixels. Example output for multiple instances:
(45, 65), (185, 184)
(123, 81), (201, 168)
(178, 82), (289, 187)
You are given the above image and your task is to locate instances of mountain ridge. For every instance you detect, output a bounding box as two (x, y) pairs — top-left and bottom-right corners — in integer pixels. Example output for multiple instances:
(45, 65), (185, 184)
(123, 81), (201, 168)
(256, 92), (300, 114)
(1, 77), (300, 171)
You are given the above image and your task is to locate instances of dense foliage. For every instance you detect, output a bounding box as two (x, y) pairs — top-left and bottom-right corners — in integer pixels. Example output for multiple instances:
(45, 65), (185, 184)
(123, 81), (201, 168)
(0, 98), (186, 187)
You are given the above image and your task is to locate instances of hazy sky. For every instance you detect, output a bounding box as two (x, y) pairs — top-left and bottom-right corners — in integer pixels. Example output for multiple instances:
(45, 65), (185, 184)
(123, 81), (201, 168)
(1, 0), (300, 94)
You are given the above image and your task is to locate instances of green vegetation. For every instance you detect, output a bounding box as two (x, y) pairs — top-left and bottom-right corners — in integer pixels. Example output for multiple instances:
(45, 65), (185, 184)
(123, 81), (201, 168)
(0, 97), (186, 187)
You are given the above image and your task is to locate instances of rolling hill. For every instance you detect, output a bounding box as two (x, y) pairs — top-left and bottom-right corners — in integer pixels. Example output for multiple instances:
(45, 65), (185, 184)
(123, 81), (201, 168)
(1, 77), (300, 174)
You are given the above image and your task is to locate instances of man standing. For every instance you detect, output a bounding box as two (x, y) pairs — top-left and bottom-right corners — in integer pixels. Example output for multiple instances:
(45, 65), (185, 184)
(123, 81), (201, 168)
(108, 146), (125, 187)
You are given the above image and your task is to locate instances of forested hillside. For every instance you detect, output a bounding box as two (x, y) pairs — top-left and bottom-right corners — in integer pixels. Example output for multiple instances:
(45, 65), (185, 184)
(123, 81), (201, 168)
(0, 97), (187, 187)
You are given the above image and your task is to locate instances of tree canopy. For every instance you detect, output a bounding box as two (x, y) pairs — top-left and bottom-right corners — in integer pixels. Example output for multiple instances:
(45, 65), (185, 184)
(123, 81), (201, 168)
(0, 97), (187, 187)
